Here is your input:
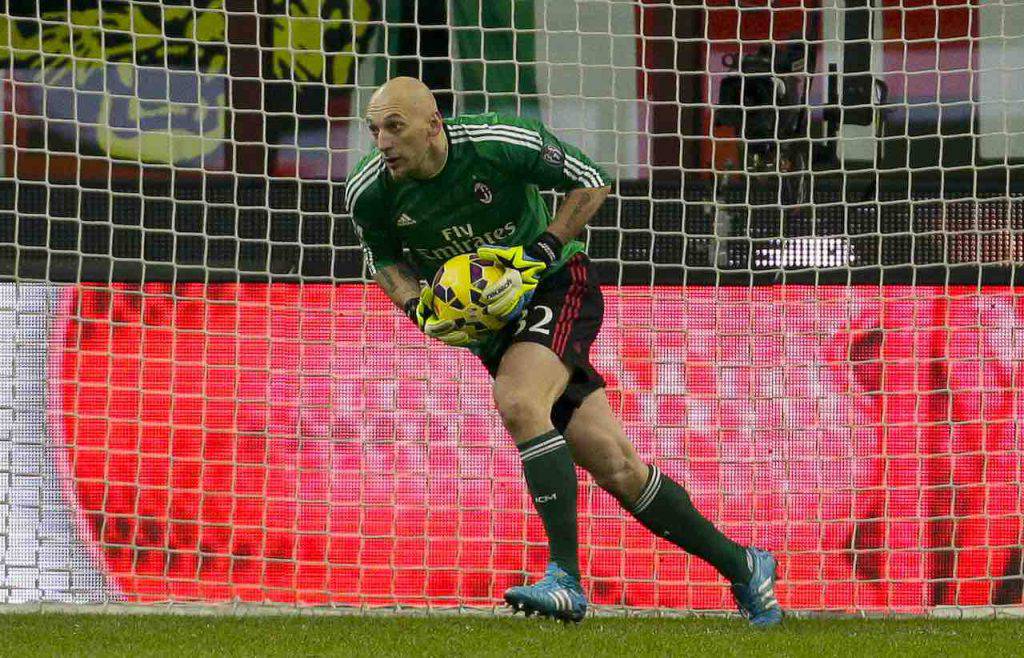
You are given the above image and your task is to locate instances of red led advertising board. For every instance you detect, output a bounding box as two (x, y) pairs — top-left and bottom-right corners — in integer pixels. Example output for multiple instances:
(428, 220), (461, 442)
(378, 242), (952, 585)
(53, 284), (1023, 611)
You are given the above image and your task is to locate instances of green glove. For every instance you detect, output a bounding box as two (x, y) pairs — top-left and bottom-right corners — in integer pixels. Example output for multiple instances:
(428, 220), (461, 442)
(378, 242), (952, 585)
(476, 232), (563, 321)
(406, 286), (474, 347)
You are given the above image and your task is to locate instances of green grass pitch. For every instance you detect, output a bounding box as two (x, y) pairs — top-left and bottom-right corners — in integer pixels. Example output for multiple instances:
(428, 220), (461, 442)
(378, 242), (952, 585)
(1, 613), (1020, 657)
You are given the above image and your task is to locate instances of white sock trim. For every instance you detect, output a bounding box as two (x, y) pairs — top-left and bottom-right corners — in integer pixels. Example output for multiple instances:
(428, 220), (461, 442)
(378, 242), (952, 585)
(519, 434), (566, 462)
(631, 465), (662, 514)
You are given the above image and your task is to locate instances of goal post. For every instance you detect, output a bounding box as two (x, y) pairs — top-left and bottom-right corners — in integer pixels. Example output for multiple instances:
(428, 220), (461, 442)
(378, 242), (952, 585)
(0, 0), (1022, 614)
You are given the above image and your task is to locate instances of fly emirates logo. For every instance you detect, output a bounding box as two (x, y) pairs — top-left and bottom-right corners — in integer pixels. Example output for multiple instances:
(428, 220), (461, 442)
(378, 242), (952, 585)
(414, 222), (516, 261)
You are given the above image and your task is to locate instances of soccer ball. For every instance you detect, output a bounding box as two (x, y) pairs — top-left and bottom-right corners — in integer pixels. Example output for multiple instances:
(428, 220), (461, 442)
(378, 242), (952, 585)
(430, 253), (509, 341)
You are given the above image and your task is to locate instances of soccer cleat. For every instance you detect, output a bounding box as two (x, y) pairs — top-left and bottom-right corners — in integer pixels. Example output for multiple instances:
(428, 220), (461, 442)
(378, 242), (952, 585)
(504, 562), (588, 623)
(731, 547), (784, 628)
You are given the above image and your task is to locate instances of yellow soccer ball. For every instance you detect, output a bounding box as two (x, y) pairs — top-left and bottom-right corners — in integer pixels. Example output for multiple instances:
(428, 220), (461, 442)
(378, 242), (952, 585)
(430, 253), (508, 342)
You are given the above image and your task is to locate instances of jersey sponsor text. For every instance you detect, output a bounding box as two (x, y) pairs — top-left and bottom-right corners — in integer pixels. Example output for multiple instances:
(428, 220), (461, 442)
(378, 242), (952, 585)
(416, 221), (517, 261)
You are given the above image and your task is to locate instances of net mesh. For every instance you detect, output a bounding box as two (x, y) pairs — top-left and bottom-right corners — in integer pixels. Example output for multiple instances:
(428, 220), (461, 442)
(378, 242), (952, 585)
(0, 0), (1022, 612)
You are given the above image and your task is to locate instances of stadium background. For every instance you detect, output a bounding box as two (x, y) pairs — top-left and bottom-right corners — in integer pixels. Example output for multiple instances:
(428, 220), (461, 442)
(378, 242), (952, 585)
(0, 0), (1022, 614)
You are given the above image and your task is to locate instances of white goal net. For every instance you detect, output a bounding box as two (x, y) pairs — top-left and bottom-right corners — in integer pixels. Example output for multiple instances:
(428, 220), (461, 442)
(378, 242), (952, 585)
(0, 0), (1022, 614)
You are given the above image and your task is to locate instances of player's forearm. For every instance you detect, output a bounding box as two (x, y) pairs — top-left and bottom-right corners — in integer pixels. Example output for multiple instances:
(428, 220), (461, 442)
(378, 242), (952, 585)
(545, 185), (611, 245)
(373, 262), (422, 310)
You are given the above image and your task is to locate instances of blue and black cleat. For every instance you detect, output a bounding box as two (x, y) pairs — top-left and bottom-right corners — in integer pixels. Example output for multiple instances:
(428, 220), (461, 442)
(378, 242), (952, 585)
(731, 547), (784, 628)
(504, 562), (588, 623)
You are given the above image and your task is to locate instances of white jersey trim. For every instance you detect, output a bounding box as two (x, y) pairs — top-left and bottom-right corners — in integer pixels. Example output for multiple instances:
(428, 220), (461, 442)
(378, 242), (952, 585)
(345, 153), (384, 213)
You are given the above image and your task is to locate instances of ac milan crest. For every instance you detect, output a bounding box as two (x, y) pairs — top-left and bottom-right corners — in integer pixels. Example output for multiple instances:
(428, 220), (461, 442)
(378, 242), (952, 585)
(474, 181), (493, 204)
(541, 144), (564, 167)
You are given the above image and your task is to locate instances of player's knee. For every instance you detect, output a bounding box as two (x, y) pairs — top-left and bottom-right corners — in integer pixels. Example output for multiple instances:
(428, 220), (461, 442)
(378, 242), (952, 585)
(493, 380), (548, 433)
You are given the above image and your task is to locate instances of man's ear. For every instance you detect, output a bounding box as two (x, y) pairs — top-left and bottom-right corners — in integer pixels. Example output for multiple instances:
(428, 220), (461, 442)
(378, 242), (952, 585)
(428, 111), (443, 136)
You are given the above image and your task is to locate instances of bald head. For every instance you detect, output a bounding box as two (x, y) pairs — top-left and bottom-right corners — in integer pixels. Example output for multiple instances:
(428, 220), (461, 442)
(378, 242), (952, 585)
(365, 77), (446, 180)
(368, 77), (439, 120)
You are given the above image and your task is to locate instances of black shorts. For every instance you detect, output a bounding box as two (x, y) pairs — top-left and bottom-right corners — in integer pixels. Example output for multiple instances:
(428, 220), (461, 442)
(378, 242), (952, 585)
(478, 253), (606, 434)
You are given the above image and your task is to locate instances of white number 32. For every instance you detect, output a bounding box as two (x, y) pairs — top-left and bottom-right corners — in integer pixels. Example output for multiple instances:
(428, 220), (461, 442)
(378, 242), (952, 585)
(515, 304), (554, 336)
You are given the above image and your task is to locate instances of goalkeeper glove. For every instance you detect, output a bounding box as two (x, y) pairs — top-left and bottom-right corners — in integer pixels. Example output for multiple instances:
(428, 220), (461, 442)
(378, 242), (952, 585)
(404, 288), (473, 347)
(477, 232), (564, 322)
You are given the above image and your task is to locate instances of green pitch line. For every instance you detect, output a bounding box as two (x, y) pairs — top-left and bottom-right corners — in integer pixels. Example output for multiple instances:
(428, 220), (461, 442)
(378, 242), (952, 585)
(0, 614), (1019, 658)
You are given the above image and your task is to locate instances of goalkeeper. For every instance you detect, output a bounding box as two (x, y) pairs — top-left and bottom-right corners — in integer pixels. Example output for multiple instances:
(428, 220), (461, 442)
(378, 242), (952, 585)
(345, 77), (782, 627)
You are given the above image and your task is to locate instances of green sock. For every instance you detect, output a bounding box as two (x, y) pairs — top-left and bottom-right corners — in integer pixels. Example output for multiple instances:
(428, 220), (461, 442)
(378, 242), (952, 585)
(630, 465), (752, 584)
(517, 430), (579, 581)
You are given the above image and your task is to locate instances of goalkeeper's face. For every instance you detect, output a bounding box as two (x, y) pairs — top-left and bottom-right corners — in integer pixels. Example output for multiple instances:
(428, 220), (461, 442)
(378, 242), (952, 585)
(365, 81), (444, 180)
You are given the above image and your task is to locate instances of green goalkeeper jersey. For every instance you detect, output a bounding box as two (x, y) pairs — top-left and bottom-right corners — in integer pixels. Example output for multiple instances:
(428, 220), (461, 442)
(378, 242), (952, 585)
(344, 113), (610, 283)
